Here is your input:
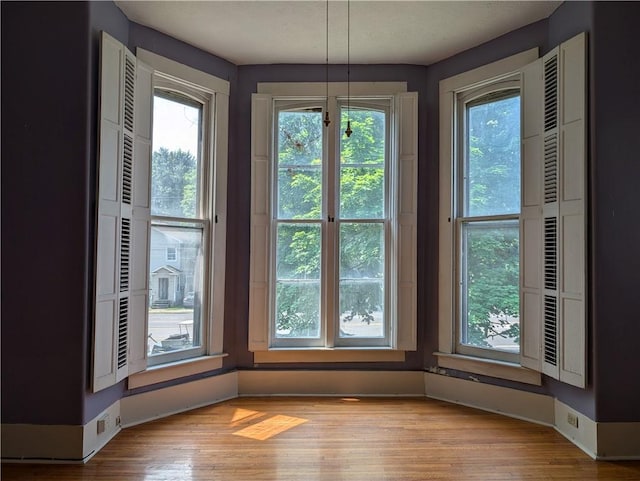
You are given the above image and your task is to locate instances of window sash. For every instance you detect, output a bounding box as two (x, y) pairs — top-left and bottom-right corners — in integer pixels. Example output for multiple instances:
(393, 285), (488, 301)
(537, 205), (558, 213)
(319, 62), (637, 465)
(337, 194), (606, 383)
(453, 81), (522, 363)
(147, 81), (213, 366)
(455, 216), (520, 363)
(270, 97), (392, 348)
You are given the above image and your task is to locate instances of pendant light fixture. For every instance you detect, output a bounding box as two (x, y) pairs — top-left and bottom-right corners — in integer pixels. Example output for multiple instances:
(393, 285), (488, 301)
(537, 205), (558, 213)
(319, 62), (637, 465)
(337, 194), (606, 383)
(344, 0), (353, 137)
(323, 0), (331, 127)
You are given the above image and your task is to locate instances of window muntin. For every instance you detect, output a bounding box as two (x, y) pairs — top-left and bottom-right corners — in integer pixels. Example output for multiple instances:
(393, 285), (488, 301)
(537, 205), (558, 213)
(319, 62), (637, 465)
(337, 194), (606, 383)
(271, 98), (391, 347)
(148, 86), (211, 365)
(456, 83), (521, 362)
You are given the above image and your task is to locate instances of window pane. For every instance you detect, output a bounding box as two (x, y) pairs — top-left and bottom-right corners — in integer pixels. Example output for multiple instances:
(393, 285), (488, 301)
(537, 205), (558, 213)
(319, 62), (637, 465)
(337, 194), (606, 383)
(340, 108), (385, 219)
(148, 225), (204, 356)
(339, 223), (384, 338)
(275, 223), (321, 338)
(465, 94), (520, 217)
(151, 93), (202, 218)
(277, 167), (322, 219)
(461, 220), (519, 352)
(277, 110), (322, 219)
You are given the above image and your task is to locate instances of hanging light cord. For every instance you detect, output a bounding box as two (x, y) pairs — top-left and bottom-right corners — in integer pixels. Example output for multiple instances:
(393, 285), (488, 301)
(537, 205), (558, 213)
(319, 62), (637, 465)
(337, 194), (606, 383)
(324, 0), (330, 127)
(345, 0), (353, 137)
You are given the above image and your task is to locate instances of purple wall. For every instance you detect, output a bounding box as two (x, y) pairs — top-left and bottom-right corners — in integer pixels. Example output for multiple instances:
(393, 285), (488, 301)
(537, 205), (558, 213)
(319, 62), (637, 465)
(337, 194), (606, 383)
(591, 1), (640, 423)
(1, 1), (92, 425)
(82, 0), (133, 425)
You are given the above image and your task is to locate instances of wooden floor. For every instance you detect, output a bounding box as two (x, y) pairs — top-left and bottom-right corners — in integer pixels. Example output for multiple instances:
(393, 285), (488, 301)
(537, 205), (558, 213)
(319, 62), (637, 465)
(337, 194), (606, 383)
(3, 397), (639, 480)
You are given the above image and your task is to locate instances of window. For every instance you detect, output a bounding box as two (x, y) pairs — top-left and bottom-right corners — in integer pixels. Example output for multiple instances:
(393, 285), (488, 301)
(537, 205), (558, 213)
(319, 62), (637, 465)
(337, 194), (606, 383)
(93, 32), (229, 392)
(273, 99), (389, 347)
(148, 83), (209, 365)
(438, 50), (539, 383)
(438, 34), (587, 388)
(249, 83), (417, 355)
(456, 82), (521, 363)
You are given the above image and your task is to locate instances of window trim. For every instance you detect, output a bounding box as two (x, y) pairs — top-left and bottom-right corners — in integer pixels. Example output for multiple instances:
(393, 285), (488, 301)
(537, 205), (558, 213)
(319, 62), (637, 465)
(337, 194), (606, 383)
(438, 48), (542, 385)
(136, 48), (228, 372)
(250, 82), (417, 357)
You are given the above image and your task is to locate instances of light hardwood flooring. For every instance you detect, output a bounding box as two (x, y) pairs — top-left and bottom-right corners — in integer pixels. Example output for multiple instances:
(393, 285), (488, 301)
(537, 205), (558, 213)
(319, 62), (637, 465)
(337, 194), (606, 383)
(3, 397), (640, 480)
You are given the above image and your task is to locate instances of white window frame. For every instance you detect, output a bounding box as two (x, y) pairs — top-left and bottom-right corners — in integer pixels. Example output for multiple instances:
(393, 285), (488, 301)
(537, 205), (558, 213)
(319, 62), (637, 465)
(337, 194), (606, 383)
(147, 75), (212, 366)
(271, 96), (392, 349)
(455, 77), (522, 364)
(133, 48), (229, 378)
(249, 82), (417, 362)
(438, 49), (543, 385)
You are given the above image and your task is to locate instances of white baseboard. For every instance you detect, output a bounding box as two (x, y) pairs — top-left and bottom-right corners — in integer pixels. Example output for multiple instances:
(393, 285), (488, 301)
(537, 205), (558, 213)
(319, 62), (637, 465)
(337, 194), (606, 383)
(2, 401), (121, 464)
(238, 369), (426, 396)
(5, 370), (639, 463)
(120, 371), (238, 427)
(425, 372), (640, 460)
(554, 399), (640, 460)
(596, 421), (640, 460)
(424, 372), (555, 425)
(553, 398), (598, 458)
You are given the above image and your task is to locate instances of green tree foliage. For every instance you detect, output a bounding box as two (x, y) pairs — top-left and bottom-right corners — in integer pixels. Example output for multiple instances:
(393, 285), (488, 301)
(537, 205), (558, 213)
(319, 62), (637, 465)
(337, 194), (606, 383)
(464, 224), (520, 347)
(151, 147), (197, 218)
(467, 94), (520, 215)
(275, 107), (386, 337)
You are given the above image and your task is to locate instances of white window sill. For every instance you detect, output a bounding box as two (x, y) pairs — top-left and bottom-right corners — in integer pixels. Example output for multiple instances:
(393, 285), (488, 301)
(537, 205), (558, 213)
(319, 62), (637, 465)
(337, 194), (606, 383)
(128, 353), (228, 389)
(434, 352), (541, 386)
(253, 348), (406, 364)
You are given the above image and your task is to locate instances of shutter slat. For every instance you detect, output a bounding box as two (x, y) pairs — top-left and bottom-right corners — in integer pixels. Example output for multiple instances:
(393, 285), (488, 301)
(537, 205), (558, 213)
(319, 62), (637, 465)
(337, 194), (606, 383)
(543, 295), (558, 366)
(120, 218), (131, 291)
(122, 134), (133, 204)
(543, 55), (558, 132)
(544, 217), (557, 290)
(117, 297), (129, 369)
(543, 133), (558, 204)
(124, 55), (135, 133)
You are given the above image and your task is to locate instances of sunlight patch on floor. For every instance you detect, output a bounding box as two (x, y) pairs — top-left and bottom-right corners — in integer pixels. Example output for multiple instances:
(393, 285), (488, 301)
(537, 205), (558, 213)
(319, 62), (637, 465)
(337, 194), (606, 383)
(229, 408), (267, 427)
(232, 414), (308, 441)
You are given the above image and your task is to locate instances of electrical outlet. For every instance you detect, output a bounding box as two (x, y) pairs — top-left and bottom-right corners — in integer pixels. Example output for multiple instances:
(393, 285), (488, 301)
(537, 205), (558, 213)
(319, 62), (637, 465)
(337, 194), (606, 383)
(567, 412), (579, 429)
(97, 414), (110, 435)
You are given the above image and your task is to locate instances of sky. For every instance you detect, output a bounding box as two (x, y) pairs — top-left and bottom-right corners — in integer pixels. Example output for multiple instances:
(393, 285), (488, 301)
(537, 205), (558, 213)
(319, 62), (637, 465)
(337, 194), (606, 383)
(152, 95), (200, 156)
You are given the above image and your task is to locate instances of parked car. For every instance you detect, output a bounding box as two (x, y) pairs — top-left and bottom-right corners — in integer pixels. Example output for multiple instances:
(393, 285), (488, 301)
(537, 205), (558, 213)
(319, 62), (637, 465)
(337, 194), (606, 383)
(183, 292), (194, 308)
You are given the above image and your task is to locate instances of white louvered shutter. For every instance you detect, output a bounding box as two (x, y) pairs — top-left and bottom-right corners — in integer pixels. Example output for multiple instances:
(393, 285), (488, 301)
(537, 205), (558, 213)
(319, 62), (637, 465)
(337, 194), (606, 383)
(520, 58), (543, 371)
(534, 33), (587, 387)
(94, 33), (153, 390)
(248, 93), (272, 351)
(394, 92), (418, 350)
(128, 60), (153, 375)
(557, 33), (587, 388)
(541, 47), (561, 380)
(93, 32), (126, 391)
(113, 48), (137, 384)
